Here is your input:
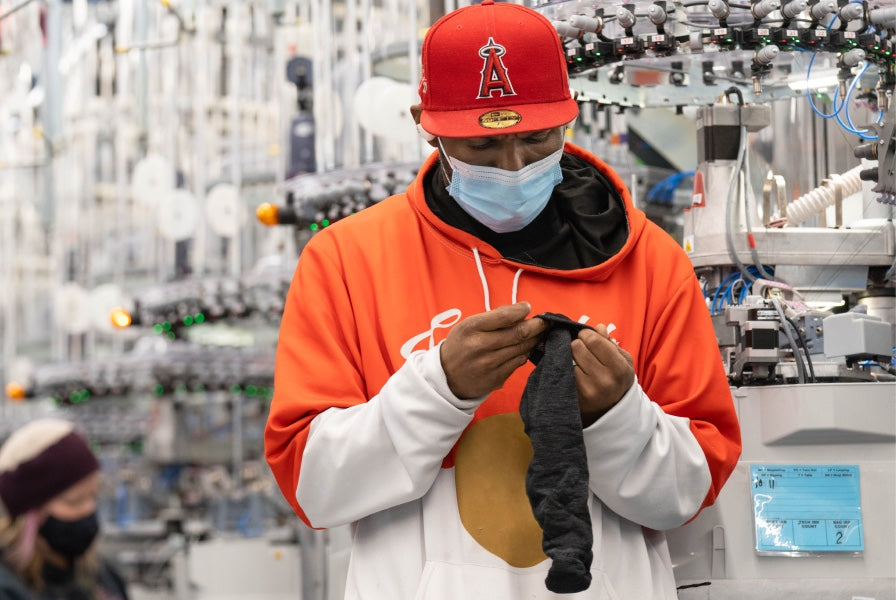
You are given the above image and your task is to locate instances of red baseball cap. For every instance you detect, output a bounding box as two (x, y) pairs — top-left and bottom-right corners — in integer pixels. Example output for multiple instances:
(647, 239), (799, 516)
(418, 0), (578, 138)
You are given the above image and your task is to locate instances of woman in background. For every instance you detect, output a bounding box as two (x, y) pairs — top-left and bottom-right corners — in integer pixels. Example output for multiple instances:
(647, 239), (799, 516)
(0, 418), (129, 600)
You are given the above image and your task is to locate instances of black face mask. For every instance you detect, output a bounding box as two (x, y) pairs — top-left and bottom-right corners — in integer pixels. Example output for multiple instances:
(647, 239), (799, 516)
(39, 512), (100, 558)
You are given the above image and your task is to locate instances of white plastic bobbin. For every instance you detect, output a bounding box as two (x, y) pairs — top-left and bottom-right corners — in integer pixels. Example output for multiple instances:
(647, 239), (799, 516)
(156, 189), (201, 241)
(131, 154), (176, 207)
(54, 283), (92, 335)
(353, 77), (417, 142)
(205, 183), (244, 238)
(371, 81), (418, 143)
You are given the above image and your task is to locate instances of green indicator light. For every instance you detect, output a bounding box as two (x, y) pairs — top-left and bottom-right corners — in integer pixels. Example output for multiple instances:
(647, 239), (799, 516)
(183, 315), (194, 326)
(154, 384), (165, 396)
(576, 57), (583, 62)
(194, 313), (205, 323)
(230, 384), (242, 394)
(153, 324), (164, 334)
(594, 52), (601, 56)
(310, 223), (319, 231)
(162, 321), (172, 331)
(321, 219), (330, 227)
(246, 385), (257, 396)
(167, 331), (176, 340)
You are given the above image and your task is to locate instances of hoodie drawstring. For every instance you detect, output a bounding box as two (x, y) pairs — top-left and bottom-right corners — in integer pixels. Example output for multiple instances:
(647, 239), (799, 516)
(472, 247), (524, 311)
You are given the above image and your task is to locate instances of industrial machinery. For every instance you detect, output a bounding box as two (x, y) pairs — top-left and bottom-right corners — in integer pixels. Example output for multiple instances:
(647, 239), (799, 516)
(1, 0), (893, 598)
(536, 1), (895, 597)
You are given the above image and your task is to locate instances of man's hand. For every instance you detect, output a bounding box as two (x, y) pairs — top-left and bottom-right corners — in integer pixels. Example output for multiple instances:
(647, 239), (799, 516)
(572, 325), (635, 427)
(441, 302), (547, 399)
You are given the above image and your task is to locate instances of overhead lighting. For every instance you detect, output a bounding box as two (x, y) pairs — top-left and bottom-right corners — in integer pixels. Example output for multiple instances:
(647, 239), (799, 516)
(788, 72), (840, 92)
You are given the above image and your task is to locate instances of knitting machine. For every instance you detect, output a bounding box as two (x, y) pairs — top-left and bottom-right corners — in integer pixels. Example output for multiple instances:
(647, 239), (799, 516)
(537, 1), (895, 597)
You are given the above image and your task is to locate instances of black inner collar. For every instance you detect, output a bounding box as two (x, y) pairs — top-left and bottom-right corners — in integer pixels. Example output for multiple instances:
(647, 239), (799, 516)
(424, 152), (629, 270)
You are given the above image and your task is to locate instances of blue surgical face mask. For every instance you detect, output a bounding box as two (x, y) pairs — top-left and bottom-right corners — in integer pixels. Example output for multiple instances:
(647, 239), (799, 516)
(439, 141), (564, 233)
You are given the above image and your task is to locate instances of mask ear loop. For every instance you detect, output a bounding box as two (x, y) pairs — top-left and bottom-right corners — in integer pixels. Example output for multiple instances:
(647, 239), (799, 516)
(435, 136), (452, 186)
(417, 122), (451, 184)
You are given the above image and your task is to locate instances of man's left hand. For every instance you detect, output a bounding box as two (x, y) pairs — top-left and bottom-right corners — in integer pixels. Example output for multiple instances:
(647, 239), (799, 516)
(571, 325), (635, 427)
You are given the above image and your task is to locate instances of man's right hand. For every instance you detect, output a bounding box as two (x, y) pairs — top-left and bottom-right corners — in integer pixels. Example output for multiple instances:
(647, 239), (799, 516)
(440, 302), (547, 400)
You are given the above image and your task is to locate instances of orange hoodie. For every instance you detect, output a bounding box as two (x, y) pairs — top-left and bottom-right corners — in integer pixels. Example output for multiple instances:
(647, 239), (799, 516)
(265, 142), (741, 599)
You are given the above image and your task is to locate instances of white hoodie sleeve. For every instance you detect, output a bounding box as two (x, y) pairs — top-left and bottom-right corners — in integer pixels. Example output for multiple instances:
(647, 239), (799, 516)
(296, 345), (479, 528)
(583, 377), (712, 530)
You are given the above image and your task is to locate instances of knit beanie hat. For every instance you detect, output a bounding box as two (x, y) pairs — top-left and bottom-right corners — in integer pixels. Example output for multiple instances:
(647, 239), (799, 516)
(0, 419), (100, 519)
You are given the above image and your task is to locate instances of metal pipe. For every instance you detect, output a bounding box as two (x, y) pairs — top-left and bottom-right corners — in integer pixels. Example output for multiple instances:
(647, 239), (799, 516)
(361, 0), (374, 164)
(0, 0), (39, 22)
(135, 0), (150, 154)
(345, 0), (360, 168)
(192, 4), (210, 277)
(1, 193), (16, 408)
(227, 0), (243, 277)
(42, 0), (65, 360)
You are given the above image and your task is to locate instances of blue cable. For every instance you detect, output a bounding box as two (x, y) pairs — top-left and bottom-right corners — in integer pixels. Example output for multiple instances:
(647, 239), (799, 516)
(647, 171), (695, 205)
(838, 61), (881, 140)
(723, 277), (743, 311)
(712, 272), (741, 315)
(724, 281), (737, 309)
(739, 281), (752, 304)
(833, 93), (875, 139)
(805, 12), (843, 119)
(804, 2), (865, 122)
(711, 266), (774, 314)
(805, 53), (841, 119)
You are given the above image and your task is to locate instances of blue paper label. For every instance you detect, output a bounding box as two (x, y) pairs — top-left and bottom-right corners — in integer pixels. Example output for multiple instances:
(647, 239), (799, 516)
(750, 464), (864, 553)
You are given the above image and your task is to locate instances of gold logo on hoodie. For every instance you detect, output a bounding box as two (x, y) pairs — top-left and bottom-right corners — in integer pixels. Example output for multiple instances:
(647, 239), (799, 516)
(454, 412), (547, 567)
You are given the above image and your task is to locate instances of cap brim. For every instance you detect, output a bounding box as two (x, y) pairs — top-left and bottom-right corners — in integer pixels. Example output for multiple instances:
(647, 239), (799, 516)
(421, 98), (579, 138)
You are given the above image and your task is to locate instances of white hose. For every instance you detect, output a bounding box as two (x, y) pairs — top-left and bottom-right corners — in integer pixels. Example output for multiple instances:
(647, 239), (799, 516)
(785, 164), (863, 225)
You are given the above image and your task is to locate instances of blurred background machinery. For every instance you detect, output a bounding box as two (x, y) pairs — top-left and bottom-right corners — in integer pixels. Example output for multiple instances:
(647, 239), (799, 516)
(1, 0), (894, 598)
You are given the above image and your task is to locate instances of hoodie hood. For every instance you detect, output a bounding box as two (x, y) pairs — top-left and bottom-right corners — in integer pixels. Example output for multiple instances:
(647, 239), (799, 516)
(406, 142), (648, 283)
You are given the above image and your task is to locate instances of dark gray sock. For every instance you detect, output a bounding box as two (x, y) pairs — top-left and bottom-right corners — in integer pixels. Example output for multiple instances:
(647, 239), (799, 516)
(520, 313), (593, 594)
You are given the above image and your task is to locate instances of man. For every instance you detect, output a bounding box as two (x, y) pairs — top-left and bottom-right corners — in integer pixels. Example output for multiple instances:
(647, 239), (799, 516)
(265, 1), (741, 598)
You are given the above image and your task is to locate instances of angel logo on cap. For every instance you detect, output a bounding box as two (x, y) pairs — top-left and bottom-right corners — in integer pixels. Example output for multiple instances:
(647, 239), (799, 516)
(477, 37), (516, 99)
